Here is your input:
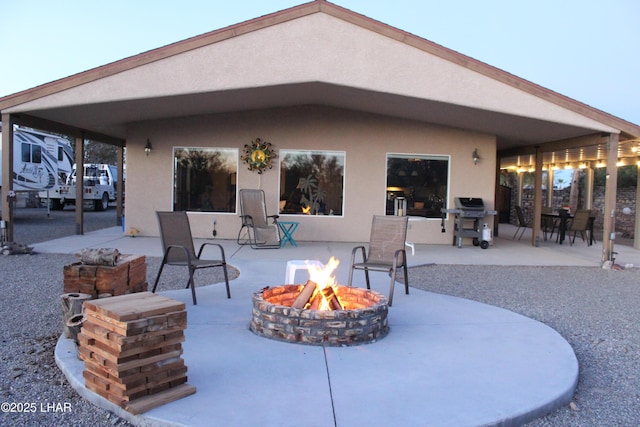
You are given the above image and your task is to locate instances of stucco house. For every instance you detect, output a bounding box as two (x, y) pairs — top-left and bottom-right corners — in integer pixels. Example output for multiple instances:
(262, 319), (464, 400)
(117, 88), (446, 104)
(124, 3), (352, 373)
(2, 0), (639, 255)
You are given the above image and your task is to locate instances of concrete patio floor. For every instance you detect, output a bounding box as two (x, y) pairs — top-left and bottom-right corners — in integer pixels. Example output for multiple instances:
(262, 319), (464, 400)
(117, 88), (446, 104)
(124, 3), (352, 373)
(48, 225), (640, 427)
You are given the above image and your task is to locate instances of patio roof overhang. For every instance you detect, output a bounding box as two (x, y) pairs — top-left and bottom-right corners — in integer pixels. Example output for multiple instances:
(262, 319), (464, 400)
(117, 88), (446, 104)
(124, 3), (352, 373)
(2, 81), (633, 152)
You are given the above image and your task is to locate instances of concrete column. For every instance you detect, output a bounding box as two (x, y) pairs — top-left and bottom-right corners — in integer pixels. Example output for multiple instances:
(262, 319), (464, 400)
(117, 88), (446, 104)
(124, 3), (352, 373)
(601, 133), (619, 263)
(532, 147), (543, 246)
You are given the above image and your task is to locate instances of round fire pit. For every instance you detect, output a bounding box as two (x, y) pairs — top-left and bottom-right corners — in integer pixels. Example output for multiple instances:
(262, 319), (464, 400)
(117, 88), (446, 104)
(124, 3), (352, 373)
(250, 285), (389, 346)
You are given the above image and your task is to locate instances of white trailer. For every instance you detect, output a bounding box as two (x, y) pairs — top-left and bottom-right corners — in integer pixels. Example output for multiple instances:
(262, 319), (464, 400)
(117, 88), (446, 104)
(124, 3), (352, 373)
(0, 126), (73, 192)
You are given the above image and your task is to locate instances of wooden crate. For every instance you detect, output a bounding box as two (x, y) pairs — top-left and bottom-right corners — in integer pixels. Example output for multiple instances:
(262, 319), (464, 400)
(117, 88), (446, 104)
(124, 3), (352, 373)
(64, 254), (148, 297)
(78, 292), (196, 414)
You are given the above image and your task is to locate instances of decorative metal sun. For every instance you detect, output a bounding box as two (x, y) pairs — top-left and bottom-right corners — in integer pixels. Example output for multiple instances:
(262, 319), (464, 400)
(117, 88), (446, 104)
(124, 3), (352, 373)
(241, 138), (275, 174)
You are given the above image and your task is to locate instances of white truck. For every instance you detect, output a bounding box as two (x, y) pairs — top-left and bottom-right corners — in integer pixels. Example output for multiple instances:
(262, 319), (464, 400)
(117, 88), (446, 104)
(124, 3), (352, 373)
(47, 163), (119, 211)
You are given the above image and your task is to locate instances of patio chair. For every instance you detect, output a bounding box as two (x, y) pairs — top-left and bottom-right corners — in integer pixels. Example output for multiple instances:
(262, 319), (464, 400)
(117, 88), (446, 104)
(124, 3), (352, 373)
(237, 189), (281, 249)
(152, 211), (230, 305)
(541, 206), (558, 241)
(513, 205), (529, 240)
(567, 209), (592, 246)
(348, 215), (409, 306)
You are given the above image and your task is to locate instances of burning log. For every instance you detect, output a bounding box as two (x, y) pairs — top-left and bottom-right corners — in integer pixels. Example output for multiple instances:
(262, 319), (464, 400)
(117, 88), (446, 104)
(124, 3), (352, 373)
(321, 286), (343, 311)
(291, 280), (317, 309)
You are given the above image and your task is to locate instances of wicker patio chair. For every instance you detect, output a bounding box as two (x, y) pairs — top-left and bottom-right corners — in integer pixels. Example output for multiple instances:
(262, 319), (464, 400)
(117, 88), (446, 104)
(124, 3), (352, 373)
(237, 189), (281, 249)
(152, 211), (230, 305)
(348, 215), (409, 306)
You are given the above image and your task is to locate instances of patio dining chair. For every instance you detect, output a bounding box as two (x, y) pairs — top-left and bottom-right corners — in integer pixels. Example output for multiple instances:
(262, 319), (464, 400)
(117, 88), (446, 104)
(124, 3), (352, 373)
(152, 211), (230, 305)
(567, 209), (592, 246)
(541, 206), (558, 241)
(513, 205), (529, 240)
(237, 189), (281, 249)
(348, 215), (409, 306)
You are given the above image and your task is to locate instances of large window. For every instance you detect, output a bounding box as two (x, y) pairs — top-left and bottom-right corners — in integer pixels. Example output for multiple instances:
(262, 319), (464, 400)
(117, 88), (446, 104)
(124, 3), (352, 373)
(386, 154), (449, 218)
(279, 150), (345, 216)
(173, 147), (237, 212)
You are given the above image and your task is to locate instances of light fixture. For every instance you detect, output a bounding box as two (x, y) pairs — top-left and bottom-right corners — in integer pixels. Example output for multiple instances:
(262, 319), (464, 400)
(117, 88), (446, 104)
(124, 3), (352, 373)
(145, 139), (152, 156)
(472, 148), (480, 165)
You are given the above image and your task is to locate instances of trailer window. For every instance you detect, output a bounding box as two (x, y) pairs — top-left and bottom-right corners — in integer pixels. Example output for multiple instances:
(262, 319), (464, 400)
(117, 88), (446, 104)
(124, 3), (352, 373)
(386, 154), (449, 218)
(173, 147), (238, 213)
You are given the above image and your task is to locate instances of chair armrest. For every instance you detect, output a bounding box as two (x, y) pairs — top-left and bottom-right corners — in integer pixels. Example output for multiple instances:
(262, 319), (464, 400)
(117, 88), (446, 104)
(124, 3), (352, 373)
(350, 245), (367, 264)
(164, 244), (193, 264)
(393, 248), (407, 267)
(240, 215), (255, 227)
(197, 242), (227, 263)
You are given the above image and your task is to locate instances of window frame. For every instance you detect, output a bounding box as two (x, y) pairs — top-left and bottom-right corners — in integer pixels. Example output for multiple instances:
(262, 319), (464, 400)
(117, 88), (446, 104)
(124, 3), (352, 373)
(172, 146), (238, 214)
(385, 153), (450, 219)
(278, 149), (346, 217)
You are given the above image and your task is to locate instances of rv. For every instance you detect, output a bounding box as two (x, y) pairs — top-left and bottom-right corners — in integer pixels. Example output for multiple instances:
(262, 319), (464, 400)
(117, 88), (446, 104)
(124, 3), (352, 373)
(1, 125), (119, 211)
(0, 126), (73, 192)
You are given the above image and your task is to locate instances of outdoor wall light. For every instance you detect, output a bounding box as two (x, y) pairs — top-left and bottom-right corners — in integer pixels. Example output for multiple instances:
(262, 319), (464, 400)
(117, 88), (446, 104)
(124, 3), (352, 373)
(472, 148), (480, 165)
(145, 139), (152, 156)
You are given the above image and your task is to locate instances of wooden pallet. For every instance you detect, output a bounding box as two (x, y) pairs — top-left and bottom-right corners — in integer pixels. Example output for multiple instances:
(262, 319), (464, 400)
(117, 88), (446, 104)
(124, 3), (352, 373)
(78, 292), (195, 413)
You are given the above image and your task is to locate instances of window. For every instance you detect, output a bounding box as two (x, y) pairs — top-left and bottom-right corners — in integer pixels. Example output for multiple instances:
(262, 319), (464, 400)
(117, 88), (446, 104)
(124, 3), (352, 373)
(173, 147), (237, 212)
(386, 154), (449, 218)
(21, 143), (42, 163)
(279, 150), (345, 215)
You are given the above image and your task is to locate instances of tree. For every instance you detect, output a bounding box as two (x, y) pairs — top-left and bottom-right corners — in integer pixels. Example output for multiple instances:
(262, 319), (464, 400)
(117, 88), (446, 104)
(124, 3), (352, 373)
(83, 141), (119, 164)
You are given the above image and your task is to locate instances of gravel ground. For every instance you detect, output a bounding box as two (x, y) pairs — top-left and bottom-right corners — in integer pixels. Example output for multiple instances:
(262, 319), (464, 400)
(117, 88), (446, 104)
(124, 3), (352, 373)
(2, 207), (640, 426)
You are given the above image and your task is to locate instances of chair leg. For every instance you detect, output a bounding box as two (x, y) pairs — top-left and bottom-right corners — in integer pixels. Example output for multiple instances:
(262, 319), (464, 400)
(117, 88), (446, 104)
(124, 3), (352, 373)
(152, 259), (167, 293)
(403, 262), (409, 295)
(364, 269), (371, 289)
(388, 270), (395, 307)
(347, 266), (354, 287)
(223, 264), (231, 299)
(187, 267), (197, 305)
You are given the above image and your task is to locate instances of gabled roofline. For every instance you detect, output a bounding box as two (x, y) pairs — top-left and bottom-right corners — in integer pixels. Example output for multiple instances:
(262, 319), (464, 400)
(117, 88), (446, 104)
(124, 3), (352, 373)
(1, 0), (638, 138)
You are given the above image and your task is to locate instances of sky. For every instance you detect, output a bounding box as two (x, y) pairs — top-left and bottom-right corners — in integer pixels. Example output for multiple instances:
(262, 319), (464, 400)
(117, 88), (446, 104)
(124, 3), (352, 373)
(1, 0), (639, 125)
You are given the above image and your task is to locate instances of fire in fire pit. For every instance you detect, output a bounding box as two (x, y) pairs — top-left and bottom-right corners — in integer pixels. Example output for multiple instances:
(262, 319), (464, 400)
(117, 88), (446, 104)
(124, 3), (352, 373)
(250, 258), (389, 346)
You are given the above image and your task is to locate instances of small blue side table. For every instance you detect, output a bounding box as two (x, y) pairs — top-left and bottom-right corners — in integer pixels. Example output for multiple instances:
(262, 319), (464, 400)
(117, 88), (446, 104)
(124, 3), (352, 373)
(278, 221), (299, 247)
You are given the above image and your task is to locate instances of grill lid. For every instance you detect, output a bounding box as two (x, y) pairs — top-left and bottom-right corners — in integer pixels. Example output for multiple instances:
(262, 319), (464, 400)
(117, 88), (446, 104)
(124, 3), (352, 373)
(454, 197), (485, 210)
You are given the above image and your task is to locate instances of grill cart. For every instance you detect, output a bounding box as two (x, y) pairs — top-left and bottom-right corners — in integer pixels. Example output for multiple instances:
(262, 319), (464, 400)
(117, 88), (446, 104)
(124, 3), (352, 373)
(441, 197), (497, 249)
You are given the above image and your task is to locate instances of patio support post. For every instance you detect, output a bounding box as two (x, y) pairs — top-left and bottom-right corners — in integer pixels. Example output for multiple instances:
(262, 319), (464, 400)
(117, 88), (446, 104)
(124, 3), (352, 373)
(635, 164), (640, 250)
(546, 168), (554, 208)
(601, 133), (619, 263)
(532, 146), (543, 246)
(116, 146), (124, 227)
(584, 166), (594, 209)
(74, 135), (84, 235)
(1, 113), (15, 243)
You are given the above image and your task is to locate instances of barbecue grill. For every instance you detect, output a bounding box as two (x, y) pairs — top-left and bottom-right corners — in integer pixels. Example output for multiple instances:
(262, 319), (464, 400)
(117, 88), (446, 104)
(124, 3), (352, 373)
(441, 197), (497, 249)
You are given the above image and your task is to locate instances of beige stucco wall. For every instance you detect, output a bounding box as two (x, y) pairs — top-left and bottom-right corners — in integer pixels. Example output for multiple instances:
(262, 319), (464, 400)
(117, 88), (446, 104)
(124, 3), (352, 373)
(6, 12), (617, 134)
(125, 105), (495, 244)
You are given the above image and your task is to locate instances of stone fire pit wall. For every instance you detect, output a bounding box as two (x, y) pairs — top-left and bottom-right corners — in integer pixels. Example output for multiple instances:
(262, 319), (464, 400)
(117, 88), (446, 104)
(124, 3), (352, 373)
(250, 285), (389, 346)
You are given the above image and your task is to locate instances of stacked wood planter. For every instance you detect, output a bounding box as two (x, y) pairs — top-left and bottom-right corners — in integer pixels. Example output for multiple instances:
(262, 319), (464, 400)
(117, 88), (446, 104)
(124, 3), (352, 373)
(78, 292), (196, 414)
(63, 254), (148, 298)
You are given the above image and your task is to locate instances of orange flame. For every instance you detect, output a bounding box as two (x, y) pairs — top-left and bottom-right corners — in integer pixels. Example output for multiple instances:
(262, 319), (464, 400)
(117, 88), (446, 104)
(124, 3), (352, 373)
(306, 257), (340, 310)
